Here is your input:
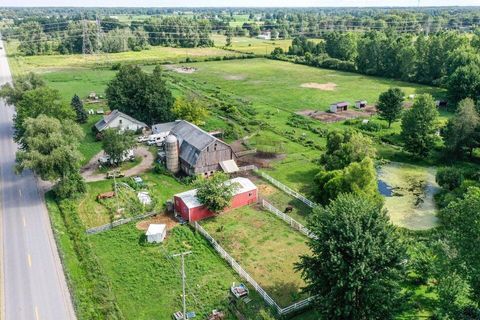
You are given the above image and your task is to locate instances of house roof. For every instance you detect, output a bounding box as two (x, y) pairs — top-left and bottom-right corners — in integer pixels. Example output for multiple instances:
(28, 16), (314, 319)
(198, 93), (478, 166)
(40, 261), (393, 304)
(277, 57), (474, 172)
(146, 224), (166, 235)
(175, 177), (257, 209)
(170, 120), (227, 167)
(94, 109), (147, 131)
(152, 121), (179, 134)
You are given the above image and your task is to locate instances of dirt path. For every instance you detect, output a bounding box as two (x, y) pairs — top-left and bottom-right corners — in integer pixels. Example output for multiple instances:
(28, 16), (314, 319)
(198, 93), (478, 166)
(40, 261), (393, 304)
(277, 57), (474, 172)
(81, 145), (155, 182)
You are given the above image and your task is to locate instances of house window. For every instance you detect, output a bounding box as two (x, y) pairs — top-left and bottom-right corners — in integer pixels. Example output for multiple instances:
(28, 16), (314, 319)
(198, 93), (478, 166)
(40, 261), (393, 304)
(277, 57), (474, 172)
(119, 119), (123, 124)
(214, 143), (217, 151)
(207, 147), (209, 152)
(249, 192), (253, 197)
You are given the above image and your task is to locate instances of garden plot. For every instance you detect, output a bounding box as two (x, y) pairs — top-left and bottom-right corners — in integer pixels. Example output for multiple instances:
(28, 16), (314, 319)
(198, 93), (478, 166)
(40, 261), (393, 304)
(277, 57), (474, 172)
(201, 205), (311, 307)
(377, 162), (439, 230)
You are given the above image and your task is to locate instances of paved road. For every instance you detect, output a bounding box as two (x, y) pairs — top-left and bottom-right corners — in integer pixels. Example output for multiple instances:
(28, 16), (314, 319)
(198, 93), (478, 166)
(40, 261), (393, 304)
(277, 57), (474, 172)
(0, 40), (76, 319)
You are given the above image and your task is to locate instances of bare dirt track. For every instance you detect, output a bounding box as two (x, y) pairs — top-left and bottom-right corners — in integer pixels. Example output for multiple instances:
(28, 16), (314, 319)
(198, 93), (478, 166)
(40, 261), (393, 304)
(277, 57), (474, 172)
(300, 82), (337, 91)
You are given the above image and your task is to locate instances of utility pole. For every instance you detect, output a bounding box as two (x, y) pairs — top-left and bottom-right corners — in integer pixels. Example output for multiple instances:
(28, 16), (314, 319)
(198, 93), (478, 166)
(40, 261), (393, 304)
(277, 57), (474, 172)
(172, 251), (192, 320)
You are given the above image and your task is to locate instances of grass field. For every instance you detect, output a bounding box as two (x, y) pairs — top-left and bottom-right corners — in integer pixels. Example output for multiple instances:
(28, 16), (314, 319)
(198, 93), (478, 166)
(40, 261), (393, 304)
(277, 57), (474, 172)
(201, 205), (310, 307)
(212, 34), (292, 55)
(90, 223), (265, 319)
(5, 40), (240, 76)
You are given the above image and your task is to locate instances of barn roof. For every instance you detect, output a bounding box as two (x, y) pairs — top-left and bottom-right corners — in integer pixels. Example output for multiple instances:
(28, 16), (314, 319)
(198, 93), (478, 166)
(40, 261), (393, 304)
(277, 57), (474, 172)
(152, 121), (179, 134)
(170, 120), (227, 167)
(175, 177), (257, 209)
(331, 101), (349, 107)
(94, 109), (147, 131)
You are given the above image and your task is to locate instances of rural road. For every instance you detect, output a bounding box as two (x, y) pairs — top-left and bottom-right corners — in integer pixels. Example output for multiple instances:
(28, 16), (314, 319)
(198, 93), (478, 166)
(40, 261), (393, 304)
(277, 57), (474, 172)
(0, 38), (77, 320)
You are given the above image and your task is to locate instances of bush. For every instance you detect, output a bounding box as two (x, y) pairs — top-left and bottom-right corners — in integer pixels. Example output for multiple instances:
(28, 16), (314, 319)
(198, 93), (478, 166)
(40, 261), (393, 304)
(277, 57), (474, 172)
(359, 120), (387, 132)
(436, 167), (464, 191)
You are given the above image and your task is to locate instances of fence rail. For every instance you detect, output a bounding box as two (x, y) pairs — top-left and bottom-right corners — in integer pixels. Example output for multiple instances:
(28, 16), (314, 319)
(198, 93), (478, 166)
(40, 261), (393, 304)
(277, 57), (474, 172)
(240, 165), (316, 208)
(262, 200), (317, 240)
(193, 222), (313, 316)
(86, 211), (157, 234)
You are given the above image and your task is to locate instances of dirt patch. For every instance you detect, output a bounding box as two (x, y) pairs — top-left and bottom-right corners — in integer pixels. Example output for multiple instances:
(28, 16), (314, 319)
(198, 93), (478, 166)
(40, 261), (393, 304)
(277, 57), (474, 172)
(135, 213), (178, 231)
(224, 74), (246, 81)
(297, 105), (377, 123)
(300, 82), (337, 91)
(258, 184), (276, 196)
(164, 65), (197, 74)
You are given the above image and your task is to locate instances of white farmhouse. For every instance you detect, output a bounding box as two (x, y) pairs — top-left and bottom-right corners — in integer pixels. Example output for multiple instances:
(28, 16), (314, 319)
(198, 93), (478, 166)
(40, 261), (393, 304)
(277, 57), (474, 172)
(94, 110), (147, 132)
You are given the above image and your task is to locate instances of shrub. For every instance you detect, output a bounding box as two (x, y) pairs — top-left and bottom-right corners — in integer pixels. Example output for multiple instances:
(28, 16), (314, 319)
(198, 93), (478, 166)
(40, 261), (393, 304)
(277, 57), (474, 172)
(436, 167), (464, 191)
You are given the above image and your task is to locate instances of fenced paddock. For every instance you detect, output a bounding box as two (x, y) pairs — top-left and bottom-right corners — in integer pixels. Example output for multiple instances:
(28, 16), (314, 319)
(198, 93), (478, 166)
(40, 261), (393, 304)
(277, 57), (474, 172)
(194, 221), (314, 316)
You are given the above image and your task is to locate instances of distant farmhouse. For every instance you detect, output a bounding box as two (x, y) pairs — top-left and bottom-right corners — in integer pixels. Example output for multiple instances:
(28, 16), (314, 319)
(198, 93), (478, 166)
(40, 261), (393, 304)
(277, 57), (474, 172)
(156, 120), (237, 176)
(94, 110), (147, 132)
(174, 177), (258, 222)
(330, 101), (349, 113)
(256, 31), (271, 40)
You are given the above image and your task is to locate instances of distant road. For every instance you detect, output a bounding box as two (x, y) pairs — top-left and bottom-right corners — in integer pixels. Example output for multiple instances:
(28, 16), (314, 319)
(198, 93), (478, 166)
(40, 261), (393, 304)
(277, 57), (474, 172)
(0, 39), (77, 319)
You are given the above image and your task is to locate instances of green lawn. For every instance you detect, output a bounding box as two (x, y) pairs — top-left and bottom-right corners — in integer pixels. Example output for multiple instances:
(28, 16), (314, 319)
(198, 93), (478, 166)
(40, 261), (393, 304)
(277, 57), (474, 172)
(89, 224), (263, 319)
(201, 205), (311, 307)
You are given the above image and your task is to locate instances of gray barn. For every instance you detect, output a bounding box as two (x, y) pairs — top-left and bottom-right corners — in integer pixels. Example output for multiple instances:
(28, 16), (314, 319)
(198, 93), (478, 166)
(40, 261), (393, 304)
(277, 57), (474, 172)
(166, 121), (236, 176)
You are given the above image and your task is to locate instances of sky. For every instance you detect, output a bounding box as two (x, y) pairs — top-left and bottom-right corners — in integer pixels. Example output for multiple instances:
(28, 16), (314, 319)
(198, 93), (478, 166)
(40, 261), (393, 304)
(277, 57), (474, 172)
(1, 0), (480, 7)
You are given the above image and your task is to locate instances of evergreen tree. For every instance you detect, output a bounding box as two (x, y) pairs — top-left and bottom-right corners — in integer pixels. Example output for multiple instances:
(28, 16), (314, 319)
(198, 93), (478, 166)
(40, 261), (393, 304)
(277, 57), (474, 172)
(70, 94), (88, 124)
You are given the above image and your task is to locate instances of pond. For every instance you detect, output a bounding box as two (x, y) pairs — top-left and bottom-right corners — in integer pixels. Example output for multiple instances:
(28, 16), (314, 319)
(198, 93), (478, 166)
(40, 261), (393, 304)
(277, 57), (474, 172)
(377, 162), (440, 230)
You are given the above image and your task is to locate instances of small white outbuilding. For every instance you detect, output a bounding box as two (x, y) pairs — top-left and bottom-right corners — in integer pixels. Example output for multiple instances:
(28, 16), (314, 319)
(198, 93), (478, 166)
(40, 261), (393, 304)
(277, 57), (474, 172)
(146, 224), (167, 243)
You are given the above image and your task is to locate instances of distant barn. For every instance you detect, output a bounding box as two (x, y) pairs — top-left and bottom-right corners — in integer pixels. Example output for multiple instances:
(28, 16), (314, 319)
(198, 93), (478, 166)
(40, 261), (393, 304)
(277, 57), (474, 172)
(355, 100), (367, 109)
(330, 101), (349, 113)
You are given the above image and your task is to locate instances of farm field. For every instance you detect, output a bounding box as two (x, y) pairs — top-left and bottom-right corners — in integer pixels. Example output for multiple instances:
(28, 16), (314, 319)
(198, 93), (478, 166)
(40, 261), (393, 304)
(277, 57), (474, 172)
(5, 40), (241, 76)
(168, 58), (445, 113)
(211, 34), (292, 54)
(201, 205), (311, 307)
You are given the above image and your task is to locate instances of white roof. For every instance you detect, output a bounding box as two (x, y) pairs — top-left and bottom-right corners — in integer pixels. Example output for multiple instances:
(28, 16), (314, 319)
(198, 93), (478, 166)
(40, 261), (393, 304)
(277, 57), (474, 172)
(175, 177), (257, 209)
(146, 224), (166, 236)
(137, 191), (152, 205)
(220, 159), (240, 173)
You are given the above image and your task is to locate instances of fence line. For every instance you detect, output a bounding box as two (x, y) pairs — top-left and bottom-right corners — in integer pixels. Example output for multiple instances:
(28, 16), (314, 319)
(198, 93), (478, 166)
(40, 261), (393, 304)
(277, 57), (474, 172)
(261, 200), (317, 240)
(86, 211), (157, 234)
(250, 166), (316, 208)
(193, 222), (313, 316)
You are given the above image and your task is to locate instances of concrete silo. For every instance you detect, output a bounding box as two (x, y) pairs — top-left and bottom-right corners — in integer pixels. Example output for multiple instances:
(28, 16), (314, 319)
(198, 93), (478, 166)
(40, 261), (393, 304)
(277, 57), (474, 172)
(165, 134), (180, 174)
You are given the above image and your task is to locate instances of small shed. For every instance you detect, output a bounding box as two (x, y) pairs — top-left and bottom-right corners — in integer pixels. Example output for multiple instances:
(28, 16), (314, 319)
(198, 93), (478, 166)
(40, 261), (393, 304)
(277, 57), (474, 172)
(355, 100), (367, 109)
(146, 224), (166, 243)
(330, 102), (349, 113)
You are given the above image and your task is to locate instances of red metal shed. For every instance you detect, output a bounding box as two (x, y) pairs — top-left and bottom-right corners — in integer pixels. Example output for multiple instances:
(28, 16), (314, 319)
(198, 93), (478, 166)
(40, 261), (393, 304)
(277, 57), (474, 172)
(173, 177), (258, 222)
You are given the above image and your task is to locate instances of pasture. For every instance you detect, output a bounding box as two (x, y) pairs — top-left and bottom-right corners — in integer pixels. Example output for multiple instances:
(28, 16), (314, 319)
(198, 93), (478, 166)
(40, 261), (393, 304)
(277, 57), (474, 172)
(211, 34), (292, 55)
(201, 205), (311, 307)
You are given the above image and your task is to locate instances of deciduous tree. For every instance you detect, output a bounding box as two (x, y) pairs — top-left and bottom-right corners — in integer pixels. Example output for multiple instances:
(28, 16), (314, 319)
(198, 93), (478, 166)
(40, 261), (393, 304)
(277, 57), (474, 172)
(172, 96), (208, 125)
(296, 193), (405, 320)
(194, 172), (237, 213)
(401, 94), (439, 157)
(377, 88), (404, 128)
(101, 129), (136, 165)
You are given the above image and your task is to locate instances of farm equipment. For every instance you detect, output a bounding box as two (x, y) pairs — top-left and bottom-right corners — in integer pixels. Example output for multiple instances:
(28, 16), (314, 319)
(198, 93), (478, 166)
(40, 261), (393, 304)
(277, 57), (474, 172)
(230, 283), (249, 299)
(97, 191), (115, 200)
(172, 311), (196, 320)
(106, 170), (125, 179)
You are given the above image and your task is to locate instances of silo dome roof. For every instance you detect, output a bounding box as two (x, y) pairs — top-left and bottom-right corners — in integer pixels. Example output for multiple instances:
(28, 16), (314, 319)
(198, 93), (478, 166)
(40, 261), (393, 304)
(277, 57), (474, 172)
(165, 134), (178, 144)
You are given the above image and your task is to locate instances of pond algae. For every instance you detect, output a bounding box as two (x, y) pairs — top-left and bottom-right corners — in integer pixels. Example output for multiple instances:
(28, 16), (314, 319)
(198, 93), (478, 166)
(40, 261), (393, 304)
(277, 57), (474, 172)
(378, 162), (439, 230)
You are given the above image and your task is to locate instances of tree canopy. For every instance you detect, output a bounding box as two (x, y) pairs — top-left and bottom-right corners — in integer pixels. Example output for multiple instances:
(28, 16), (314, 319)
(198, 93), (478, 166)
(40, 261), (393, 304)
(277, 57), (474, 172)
(0, 72), (45, 105)
(401, 94), (439, 158)
(194, 172), (237, 213)
(377, 88), (404, 128)
(172, 96), (208, 125)
(101, 129), (136, 165)
(297, 193), (405, 320)
(71, 94), (88, 124)
(106, 65), (174, 125)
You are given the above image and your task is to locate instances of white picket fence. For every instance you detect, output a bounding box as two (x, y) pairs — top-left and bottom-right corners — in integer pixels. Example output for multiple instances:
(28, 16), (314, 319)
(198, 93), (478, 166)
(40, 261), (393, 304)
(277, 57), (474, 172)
(261, 200), (317, 240)
(193, 222), (314, 316)
(238, 165), (316, 208)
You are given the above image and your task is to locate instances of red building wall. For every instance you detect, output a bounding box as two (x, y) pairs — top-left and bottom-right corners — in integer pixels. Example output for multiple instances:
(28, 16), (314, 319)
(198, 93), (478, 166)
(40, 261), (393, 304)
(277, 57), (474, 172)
(174, 189), (258, 222)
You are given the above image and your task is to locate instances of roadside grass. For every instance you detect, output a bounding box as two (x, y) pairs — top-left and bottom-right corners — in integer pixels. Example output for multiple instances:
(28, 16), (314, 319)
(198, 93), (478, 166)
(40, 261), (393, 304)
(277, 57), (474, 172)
(89, 223), (266, 319)
(77, 171), (187, 228)
(5, 40), (240, 76)
(201, 205), (311, 307)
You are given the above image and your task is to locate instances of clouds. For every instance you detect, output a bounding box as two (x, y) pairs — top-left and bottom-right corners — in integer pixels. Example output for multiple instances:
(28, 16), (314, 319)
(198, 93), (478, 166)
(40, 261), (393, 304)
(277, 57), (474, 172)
(2, 0), (479, 7)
